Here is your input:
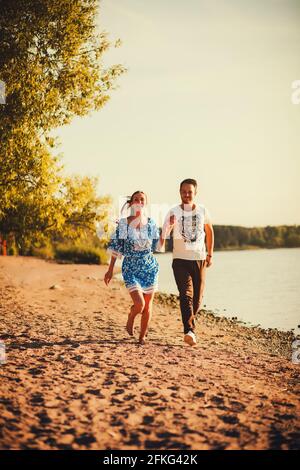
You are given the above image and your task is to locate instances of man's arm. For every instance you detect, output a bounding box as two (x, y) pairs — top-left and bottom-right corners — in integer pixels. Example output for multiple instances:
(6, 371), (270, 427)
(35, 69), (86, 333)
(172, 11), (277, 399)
(204, 223), (214, 267)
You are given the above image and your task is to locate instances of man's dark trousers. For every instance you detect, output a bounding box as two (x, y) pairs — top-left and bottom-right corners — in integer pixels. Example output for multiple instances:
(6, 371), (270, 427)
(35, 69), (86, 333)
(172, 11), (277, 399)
(172, 258), (206, 334)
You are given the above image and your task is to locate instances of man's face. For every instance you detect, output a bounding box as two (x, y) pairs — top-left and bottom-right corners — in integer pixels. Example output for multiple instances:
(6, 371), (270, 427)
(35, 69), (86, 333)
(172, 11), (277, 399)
(180, 183), (196, 205)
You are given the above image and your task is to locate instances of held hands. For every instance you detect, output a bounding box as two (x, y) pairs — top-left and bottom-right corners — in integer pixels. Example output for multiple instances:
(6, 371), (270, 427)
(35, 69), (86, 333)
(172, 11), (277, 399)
(163, 214), (176, 235)
(169, 214), (176, 227)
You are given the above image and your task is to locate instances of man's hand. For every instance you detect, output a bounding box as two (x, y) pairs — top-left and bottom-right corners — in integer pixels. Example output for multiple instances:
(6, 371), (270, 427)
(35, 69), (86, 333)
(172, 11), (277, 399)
(205, 255), (213, 267)
(166, 214), (176, 233)
(104, 268), (113, 286)
(169, 214), (176, 227)
(161, 214), (176, 241)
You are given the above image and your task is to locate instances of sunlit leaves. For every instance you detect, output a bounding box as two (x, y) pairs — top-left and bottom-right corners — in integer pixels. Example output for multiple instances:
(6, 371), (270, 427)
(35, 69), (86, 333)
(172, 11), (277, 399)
(0, 0), (125, 251)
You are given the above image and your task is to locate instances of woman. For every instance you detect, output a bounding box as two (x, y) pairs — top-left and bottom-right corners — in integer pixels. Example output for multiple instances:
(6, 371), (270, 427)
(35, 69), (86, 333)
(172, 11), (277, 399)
(104, 191), (160, 345)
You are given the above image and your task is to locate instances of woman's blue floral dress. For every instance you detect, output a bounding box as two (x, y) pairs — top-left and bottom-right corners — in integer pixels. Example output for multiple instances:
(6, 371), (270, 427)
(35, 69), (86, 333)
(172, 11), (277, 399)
(107, 217), (160, 294)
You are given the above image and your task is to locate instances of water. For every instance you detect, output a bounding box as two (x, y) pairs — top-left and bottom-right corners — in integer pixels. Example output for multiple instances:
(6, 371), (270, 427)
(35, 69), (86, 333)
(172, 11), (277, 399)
(155, 248), (300, 332)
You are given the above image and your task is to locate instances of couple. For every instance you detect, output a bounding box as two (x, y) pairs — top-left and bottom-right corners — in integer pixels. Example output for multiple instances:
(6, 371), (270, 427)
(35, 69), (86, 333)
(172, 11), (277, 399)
(104, 178), (214, 346)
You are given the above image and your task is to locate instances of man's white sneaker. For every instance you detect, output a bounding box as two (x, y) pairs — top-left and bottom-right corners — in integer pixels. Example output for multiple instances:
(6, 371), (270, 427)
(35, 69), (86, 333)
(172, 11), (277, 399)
(184, 331), (197, 346)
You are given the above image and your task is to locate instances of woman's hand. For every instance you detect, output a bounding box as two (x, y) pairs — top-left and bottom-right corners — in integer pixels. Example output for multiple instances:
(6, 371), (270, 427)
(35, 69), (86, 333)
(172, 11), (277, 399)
(104, 268), (113, 286)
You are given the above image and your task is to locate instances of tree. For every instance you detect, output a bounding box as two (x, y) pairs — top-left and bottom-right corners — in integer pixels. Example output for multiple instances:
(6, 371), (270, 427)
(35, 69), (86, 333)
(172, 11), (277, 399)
(0, 0), (125, 250)
(0, 172), (112, 254)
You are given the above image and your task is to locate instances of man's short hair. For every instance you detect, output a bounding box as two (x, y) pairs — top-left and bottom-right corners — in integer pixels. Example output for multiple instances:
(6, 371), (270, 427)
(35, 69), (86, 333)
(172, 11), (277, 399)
(180, 178), (197, 190)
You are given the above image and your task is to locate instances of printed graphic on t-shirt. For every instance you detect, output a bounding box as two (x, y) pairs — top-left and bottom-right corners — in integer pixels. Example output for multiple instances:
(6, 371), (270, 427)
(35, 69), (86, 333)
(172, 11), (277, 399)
(179, 213), (202, 244)
(167, 205), (209, 260)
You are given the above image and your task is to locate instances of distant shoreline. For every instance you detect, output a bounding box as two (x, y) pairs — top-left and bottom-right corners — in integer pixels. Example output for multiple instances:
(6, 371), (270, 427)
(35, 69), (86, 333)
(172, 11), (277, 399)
(162, 245), (300, 254)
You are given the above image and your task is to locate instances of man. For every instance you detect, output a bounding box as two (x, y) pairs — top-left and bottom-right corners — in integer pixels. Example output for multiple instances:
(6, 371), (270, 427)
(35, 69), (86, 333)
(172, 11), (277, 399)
(160, 179), (214, 346)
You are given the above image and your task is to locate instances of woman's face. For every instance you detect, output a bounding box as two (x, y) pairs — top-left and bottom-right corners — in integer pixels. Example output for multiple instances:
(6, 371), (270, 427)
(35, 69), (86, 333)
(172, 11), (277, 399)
(132, 192), (146, 207)
(130, 192), (147, 215)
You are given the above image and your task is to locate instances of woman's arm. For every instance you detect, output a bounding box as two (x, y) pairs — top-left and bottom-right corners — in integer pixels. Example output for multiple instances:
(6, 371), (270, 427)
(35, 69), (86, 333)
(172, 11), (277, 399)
(104, 255), (117, 285)
(105, 220), (125, 285)
(159, 214), (176, 250)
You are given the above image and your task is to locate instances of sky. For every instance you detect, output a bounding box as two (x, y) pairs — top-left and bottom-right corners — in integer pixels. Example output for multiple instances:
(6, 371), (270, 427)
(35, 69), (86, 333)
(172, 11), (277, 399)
(56, 0), (300, 227)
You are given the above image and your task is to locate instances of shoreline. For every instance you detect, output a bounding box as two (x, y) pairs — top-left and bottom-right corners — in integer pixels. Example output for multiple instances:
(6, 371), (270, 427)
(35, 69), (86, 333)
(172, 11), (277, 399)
(114, 273), (299, 344)
(154, 292), (298, 359)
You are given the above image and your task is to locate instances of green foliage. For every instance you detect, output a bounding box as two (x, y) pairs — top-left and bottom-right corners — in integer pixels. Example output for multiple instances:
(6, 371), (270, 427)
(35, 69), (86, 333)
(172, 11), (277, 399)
(164, 225), (300, 252)
(0, 0), (125, 255)
(8, 245), (18, 256)
(31, 243), (55, 260)
(285, 233), (300, 248)
(213, 225), (300, 250)
(55, 242), (108, 264)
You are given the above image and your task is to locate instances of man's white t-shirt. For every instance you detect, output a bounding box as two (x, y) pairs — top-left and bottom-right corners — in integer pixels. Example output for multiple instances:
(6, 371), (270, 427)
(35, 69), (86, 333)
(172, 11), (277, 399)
(165, 204), (212, 260)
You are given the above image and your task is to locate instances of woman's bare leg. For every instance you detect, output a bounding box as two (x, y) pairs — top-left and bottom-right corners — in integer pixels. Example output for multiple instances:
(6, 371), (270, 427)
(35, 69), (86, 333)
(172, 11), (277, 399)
(126, 290), (145, 336)
(139, 292), (155, 344)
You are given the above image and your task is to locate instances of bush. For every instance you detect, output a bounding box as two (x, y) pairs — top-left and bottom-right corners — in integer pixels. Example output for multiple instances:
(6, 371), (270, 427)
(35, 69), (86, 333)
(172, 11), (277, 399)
(285, 234), (300, 248)
(8, 244), (18, 256)
(31, 244), (55, 260)
(54, 243), (108, 265)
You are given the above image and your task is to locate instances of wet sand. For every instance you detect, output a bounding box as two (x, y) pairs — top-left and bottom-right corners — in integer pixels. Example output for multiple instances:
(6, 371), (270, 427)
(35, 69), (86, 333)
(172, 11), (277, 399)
(0, 256), (299, 450)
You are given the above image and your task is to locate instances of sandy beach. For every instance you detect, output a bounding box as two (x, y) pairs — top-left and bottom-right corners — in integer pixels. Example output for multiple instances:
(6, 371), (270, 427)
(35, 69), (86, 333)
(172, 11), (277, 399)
(0, 256), (299, 450)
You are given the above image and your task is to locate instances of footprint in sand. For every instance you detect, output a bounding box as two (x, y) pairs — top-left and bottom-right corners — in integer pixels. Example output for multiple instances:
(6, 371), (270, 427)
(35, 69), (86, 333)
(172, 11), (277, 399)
(111, 397), (123, 405)
(275, 413), (296, 421)
(155, 406), (167, 411)
(129, 375), (141, 383)
(145, 438), (190, 450)
(86, 389), (105, 398)
(112, 388), (125, 396)
(156, 431), (179, 439)
(28, 367), (45, 376)
(142, 415), (155, 425)
(124, 404), (136, 412)
(74, 433), (96, 447)
(110, 417), (124, 427)
(30, 394), (44, 406)
(142, 391), (158, 398)
(37, 411), (52, 425)
(211, 395), (225, 405)
(221, 429), (241, 438)
(123, 394), (135, 401)
(138, 427), (151, 436)
(219, 414), (239, 425)
(194, 391), (205, 398)
(229, 400), (246, 413)
(125, 431), (141, 446)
